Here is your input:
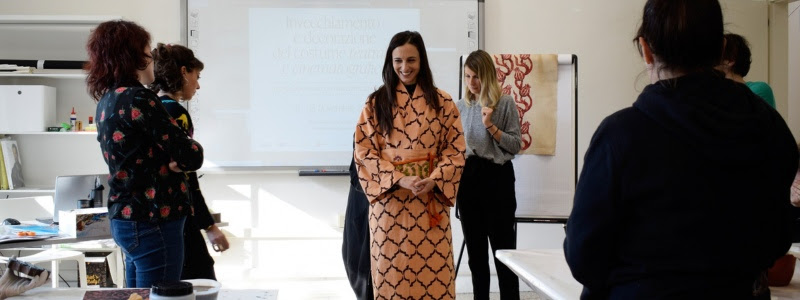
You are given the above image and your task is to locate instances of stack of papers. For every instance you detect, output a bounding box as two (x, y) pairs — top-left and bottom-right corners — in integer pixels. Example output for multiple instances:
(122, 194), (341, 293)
(0, 224), (60, 243)
(0, 64), (35, 73)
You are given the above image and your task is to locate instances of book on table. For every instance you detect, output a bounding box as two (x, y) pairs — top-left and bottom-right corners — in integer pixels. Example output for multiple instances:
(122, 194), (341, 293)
(0, 139), (24, 189)
(83, 289), (150, 300)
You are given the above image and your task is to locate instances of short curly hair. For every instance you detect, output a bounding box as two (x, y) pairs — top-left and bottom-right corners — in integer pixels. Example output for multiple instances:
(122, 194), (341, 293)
(85, 20), (152, 101)
(149, 43), (204, 94)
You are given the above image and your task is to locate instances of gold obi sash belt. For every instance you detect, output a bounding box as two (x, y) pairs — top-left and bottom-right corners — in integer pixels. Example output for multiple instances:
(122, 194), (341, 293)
(386, 150), (443, 227)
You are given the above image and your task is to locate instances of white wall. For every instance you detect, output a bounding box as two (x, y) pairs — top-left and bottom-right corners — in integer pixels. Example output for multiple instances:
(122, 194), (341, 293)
(486, 0), (770, 170)
(789, 1), (800, 139)
(0, 1), (185, 189)
(771, 3), (790, 121)
(0, 1), (181, 44)
(0, 0), (785, 297)
(483, 0), (774, 256)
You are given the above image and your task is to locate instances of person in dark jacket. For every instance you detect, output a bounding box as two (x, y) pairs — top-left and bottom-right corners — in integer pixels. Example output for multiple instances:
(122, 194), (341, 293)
(150, 43), (229, 280)
(564, 0), (799, 299)
(341, 144), (374, 300)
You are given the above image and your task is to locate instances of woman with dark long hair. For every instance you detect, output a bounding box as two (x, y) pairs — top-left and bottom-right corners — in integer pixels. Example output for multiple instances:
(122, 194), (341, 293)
(354, 31), (466, 299)
(564, 0), (798, 298)
(86, 20), (204, 288)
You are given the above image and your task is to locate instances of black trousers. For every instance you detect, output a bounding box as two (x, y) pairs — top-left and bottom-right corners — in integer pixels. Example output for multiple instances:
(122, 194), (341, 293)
(458, 156), (519, 300)
(342, 182), (374, 300)
(181, 214), (217, 280)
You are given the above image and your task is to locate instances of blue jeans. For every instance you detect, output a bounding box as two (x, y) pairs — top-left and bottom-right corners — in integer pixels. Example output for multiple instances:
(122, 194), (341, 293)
(111, 216), (186, 288)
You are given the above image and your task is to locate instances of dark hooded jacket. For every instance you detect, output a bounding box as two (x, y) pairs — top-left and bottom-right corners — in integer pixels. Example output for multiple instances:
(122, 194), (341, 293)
(564, 71), (798, 299)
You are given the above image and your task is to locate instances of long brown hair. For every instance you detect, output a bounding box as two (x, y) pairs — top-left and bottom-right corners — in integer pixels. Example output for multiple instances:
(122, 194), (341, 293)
(85, 20), (152, 101)
(368, 31), (440, 134)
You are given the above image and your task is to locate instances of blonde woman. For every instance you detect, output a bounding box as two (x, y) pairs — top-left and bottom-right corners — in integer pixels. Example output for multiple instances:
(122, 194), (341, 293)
(456, 49), (521, 300)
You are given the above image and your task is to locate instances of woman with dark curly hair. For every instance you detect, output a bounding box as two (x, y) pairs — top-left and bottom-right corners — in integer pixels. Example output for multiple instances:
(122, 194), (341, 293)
(86, 20), (204, 288)
(149, 43), (229, 280)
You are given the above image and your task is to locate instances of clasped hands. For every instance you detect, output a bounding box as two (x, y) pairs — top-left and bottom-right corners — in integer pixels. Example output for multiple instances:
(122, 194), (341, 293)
(398, 176), (435, 196)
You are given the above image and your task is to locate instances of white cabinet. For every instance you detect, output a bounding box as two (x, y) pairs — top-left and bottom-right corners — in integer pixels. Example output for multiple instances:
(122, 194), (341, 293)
(0, 84), (56, 132)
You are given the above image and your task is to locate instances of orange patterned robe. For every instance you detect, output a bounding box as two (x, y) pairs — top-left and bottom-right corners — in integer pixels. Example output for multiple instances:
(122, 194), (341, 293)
(355, 83), (466, 300)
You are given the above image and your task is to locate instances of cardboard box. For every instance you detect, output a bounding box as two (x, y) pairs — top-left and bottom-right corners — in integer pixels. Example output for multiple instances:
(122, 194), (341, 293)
(0, 85), (56, 132)
(58, 207), (110, 238)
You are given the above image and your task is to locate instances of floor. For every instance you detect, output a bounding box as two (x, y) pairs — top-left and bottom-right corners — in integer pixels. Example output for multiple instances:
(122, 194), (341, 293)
(456, 292), (543, 300)
(209, 276), (545, 300)
(207, 234), (549, 299)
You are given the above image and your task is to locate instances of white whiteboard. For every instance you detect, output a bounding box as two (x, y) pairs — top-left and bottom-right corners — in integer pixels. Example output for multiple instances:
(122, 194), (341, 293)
(184, 0), (479, 167)
(515, 55), (576, 219)
(459, 54), (577, 219)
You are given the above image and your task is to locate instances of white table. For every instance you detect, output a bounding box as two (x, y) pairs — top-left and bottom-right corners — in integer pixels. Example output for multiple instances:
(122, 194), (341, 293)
(495, 249), (581, 300)
(0, 236), (123, 289)
(8, 288), (278, 300)
(497, 248), (800, 300)
(0, 235), (112, 250)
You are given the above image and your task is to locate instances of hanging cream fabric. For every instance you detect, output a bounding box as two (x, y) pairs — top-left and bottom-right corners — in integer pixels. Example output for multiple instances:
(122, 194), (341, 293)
(493, 54), (559, 155)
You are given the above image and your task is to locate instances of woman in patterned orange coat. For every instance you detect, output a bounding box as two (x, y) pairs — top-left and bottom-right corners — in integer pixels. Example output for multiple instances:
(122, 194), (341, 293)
(354, 31), (466, 300)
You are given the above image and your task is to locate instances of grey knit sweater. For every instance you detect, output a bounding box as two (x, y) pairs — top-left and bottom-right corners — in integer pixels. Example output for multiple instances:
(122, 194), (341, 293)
(456, 94), (521, 164)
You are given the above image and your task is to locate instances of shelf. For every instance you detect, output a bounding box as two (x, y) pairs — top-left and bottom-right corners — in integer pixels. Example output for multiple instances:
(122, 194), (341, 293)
(0, 187), (55, 194)
(0, 15), (117, 25)
(1, 131), (96, 135)
(0, 72), (85, 79)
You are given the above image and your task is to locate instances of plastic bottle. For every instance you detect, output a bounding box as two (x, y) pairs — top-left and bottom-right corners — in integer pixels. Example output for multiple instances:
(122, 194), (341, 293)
(69, 107), (77, 131)
(86, 116), (97, 132)
(150, 281), (195, 300)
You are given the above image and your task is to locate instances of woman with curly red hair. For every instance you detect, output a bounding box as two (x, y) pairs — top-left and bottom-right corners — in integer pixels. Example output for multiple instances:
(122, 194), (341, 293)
(86, 20), (204, 288)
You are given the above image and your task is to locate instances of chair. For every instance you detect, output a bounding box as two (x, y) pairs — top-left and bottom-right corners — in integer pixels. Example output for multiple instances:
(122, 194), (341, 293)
(0, 249), (88, 288)
(0, 196), (88, 287)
